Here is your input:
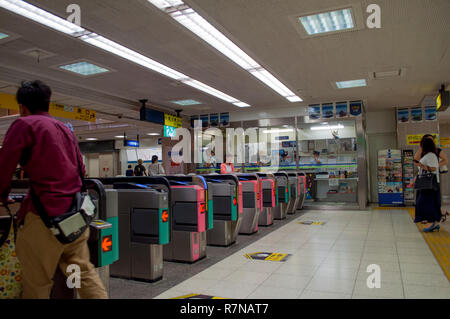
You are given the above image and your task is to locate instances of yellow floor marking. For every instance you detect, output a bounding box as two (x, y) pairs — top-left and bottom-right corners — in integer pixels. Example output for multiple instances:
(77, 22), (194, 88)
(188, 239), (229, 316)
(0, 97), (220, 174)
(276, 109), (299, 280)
(407, 208), (450, 281)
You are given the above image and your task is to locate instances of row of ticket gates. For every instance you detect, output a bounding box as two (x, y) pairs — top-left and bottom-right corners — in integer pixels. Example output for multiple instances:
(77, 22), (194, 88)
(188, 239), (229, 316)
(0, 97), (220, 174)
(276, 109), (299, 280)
(10, 171), (306, 297)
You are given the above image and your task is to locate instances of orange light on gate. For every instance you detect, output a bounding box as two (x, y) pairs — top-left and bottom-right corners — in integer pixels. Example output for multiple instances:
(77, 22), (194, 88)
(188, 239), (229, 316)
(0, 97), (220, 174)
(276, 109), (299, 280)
(233, 197), (237, 206)
(200, 203), (206, 214)
(257, 192), (260, 200)
(162, 210), (169, 223)
(286, 187), (288, 193)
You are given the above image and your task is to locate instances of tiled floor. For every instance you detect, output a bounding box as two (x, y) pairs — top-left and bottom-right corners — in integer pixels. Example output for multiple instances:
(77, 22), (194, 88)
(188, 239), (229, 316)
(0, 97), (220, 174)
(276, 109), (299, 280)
(154, 208), (450, 299)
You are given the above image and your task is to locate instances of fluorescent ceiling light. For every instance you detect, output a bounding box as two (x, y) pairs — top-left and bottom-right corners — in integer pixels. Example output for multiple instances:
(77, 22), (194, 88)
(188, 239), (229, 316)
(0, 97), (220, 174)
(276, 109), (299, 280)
(86, 137), (98, 141)
(0, 32), (9, 40)
(147, 133), (160, 136)
(148, 0), (184, 9)
(262, 128), (294, 134)
(148, 1), (302, 103)
(310, 124), (344, 131)
(59, 61), (109, 76)
(299, 8), (354, 35)
(0, 0), (85, 36)
(172, 99), (201, 105)
(233, 102), (251, 107)
(336, 79), (367, 89)
(115, 135), (125, 139)
(0, 0), (249, 107)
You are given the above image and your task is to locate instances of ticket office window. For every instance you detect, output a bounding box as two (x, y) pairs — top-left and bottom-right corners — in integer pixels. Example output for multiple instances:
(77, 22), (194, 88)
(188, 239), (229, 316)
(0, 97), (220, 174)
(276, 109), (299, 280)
(243, 126), (297, 172)
(297, 120), (358, 203)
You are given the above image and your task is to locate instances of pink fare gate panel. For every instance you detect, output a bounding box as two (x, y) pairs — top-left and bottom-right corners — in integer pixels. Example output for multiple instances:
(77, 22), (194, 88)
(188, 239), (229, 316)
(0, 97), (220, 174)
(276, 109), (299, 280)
(170, 185), (206, 233)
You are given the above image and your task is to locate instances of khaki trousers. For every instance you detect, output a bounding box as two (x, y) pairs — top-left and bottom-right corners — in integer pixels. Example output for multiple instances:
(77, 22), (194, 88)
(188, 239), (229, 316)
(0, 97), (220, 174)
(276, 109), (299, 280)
(16, 212), (108, 299)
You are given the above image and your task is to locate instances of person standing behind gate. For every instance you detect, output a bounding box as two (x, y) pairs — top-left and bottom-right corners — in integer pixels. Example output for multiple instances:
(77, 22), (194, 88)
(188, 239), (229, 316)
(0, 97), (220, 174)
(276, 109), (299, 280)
(414, 137), (441, 232)
(148, 155), (165, 176)
(134, 159), (147, 176)
(0, 80), (107, 298)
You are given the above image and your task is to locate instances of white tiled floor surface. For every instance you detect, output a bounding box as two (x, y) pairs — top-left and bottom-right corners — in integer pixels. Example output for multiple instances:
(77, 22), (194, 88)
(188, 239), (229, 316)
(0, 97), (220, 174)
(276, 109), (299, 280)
(154, 209), (450, 299)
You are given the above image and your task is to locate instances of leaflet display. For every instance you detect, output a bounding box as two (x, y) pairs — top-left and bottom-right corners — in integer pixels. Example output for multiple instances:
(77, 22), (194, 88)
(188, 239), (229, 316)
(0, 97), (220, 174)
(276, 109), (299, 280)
(378, 149), (404, 206)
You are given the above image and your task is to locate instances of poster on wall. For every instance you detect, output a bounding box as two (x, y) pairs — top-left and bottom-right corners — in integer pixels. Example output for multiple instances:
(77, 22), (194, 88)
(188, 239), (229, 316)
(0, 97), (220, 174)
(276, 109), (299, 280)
(200, 114), (209, 128)
(410, 107), (422, 122)
(349, 101), (362, 117)
(440, 137), (450, 148)
(397, 108), (409, 123)
(424, 106), (437, 121)
(308, 104), (321, 119)
(335, 102), (348, 118)
(406, 133), (439, 146)
(321, 103), (334, 119)
(209, 113), (219, 127)
(219, 112), (230, 127)
(190, 115), (199, 128)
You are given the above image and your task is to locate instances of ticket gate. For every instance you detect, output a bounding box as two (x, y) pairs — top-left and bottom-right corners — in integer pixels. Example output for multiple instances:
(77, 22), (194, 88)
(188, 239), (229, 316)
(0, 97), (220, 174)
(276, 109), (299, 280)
(203, 174), (242, 246)
(286, 172), (300, 214)
(297, 172), (307, 210)
(273, 172), (290, 220)
(236, 174), (262, 235)
(256, 173), (277, 226)
(98, 177), (171, 282)
(10, 179), (119, 298)
(163, 175), (209, 263)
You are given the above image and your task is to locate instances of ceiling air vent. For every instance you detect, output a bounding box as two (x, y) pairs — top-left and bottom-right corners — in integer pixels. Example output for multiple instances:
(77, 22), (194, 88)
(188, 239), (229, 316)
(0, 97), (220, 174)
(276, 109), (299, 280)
(20, 48), (56, 61)
(372, 69), (402, 79)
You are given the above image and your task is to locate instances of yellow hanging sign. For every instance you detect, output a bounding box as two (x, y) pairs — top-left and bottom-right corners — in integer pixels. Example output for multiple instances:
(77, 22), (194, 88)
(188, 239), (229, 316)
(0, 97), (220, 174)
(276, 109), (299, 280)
(164, 113), (182, 128)
(440, 137), (450, 148)
(406, 134), (439, 146)
(0, 92), (96, 123)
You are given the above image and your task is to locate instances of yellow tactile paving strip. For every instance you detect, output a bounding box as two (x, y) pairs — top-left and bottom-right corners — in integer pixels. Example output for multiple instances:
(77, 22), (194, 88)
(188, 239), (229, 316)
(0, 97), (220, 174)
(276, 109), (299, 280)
(405, 207), (450, 281)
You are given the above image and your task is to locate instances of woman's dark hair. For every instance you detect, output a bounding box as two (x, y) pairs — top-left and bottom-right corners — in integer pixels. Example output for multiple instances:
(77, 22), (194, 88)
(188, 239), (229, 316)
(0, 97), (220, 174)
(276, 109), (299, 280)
(16, 80), (52, 113)
(420, 134), (434, 147)
(422, 136), (437, 155)
(152, 155), (158, 163)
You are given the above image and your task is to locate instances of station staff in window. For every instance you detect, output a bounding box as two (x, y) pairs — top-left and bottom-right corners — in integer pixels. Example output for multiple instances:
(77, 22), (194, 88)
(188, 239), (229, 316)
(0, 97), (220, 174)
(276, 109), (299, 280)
(221, 156), (240, 174)
(0, 80), (107, 299)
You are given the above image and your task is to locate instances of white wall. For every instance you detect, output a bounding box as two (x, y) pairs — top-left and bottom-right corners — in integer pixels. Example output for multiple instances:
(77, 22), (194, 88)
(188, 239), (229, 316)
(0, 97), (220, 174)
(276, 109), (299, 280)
(366, 110), (396, 134)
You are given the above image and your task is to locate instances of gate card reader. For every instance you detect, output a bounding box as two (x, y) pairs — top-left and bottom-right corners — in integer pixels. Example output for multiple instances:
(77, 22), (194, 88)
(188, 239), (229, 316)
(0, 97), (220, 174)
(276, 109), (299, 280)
(257, 173), (276, 226)
(273, 172), (290, 220)
(236, 174), (262, 235)
(203, 174), (242, 247)
(109, 184), (169, 282)
(286, 172), (300, 215)
(163, 175), (208, 263)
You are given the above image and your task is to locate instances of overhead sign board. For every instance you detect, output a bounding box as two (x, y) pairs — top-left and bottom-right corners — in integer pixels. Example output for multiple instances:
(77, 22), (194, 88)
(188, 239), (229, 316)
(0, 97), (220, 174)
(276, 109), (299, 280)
(164, 113), (182, 128)
(0, 92), (97, 122)
(164, 125), (177, 138)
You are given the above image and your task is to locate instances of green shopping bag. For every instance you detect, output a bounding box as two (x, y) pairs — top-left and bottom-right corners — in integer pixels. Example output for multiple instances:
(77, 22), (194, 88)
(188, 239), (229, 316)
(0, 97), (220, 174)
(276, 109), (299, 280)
(0, 209), (22, 299)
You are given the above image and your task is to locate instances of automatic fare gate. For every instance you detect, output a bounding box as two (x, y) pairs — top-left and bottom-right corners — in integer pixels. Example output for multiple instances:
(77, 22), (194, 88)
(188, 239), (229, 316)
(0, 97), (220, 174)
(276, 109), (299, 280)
(286, 172), (300, 214)
(100, 177), (171, 282)
(297, 172), (306, 210)
(256, 173), (277, 226)
(163, 175), (210, 263)
(10, 179), (119, 298)
(236, 174), (262, 235)
(273, 172), (290, 220)
(203, 174), (242, 246)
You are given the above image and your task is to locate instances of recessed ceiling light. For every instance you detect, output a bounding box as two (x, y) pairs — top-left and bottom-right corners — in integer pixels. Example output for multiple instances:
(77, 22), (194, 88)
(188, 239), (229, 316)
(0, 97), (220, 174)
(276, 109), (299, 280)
(336, 79), (367, 89)
(0, 0), (249, 107)
(59, 61), (110, 76)
(0, 32), (9, 40)
(148, 1), (302, 103)
(299, 8), (354, 35)
(86, 137), (98, 141)
(172, 99), (201, 106)
(233, 102), (251, 108)
(147, 133), (160, 136)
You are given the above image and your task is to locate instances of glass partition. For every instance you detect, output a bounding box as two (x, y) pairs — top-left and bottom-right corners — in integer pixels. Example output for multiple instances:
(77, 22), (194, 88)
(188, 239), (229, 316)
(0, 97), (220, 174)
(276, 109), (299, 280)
(297, 120), (358, 205)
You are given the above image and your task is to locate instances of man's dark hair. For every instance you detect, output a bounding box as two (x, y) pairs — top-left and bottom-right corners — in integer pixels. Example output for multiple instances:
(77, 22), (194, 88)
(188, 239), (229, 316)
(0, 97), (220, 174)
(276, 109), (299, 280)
(128, 165), (132, 169)
(422, 137), (437, 155)
(16, 80), (52, 114)
(152, 155), (158, 163)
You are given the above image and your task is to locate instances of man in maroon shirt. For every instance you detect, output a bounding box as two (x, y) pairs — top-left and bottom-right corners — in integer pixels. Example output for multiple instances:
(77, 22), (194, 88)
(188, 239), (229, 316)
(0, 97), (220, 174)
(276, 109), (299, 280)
(0, 80), (107, 299)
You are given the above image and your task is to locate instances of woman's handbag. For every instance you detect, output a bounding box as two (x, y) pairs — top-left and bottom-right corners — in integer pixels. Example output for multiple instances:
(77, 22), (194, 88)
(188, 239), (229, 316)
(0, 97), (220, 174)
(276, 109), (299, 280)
(414, 172), (438, 190)
(0, 207), (22, 299)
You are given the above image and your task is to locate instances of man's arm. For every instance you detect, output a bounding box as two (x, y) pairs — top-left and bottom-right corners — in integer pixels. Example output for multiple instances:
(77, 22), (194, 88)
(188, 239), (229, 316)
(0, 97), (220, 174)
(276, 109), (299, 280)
(0, 120), (33, 202)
